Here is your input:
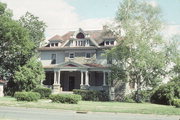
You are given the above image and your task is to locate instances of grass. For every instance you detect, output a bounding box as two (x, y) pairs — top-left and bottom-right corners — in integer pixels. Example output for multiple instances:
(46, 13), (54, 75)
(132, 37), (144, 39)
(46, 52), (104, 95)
(0, 96), (179, 115)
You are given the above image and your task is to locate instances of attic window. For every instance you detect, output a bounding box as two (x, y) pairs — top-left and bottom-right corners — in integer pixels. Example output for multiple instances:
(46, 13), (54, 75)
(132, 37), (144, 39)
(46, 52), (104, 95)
(76, 33), (85, 39)
(55, 43), (58, 46)
(105, 40), (115, 46)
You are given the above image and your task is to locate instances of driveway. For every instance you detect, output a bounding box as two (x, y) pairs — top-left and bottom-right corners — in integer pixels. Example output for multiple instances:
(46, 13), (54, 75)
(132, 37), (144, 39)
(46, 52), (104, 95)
(0, 106), (179, 120)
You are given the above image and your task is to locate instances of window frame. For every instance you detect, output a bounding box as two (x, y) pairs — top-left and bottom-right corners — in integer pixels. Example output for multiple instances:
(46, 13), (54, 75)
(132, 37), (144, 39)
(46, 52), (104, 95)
(51, 54), (56, 64)
(69, 52), (75, 59)
(85, 52), (91, 59)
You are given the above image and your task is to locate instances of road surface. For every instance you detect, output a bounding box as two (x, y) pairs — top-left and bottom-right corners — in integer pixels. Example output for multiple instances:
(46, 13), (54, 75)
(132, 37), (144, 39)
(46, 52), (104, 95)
(0, 106), (179, 120)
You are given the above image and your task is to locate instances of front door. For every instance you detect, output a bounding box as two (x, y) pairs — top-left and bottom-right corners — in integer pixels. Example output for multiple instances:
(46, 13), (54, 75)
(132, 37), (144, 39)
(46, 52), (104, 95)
(69, 76), (75, 91)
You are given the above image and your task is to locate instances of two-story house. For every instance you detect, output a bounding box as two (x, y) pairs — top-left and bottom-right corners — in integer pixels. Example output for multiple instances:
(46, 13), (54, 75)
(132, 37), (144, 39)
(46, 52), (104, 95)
(38, 27), (133, 100)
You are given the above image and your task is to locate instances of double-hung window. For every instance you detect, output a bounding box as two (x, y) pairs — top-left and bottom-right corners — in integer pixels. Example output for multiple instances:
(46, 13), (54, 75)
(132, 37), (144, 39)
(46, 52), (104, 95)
(51, 54), (56, 64)
(69, 53), (75, 59)
(85, 53), (91, 58)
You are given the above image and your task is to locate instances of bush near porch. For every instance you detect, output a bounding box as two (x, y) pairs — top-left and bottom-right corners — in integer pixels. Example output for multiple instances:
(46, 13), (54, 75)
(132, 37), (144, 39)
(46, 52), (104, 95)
(14, 92), (40, 101)
(73, 89), (109, 101)
(32, 87), (52, 99)
(50, 94), (82, 104)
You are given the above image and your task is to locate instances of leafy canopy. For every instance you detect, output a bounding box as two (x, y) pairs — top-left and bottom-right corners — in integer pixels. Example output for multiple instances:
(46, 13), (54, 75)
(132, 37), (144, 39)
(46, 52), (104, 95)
(108, 0), (166, 102)
(0, 2), (34, 80)
(19, 12), (46, 49)
(14, 57), (45, 91)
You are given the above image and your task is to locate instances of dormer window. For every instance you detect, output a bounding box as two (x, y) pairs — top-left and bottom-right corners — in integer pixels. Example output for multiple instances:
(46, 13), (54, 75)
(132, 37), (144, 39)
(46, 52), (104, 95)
(55, 43), (58, 46)
(110, 41), (114, 45)
(76, 33), (85, 39)
(105, 41), (109, 45)
(105, 40), (115, 46)
(50, 42), (59, 47)
(51, 43), (54, 47)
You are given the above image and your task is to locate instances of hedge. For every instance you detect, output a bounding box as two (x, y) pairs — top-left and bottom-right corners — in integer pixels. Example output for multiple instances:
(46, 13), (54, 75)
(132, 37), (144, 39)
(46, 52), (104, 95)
(173, 99), (180, 108)
(14, 92), (40, 101)
(150, 83), (180, 105)
(33, 87), (52, 98)
(50, 94), (82, 104)
(73, 89), (109, 101)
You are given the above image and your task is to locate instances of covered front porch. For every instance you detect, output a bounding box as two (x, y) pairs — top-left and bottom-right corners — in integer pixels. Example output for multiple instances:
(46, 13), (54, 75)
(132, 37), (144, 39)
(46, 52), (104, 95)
(42, 62), (111, 93)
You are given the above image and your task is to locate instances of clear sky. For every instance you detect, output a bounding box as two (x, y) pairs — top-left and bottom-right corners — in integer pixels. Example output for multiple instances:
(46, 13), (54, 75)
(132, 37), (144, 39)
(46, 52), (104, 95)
(0, 0), (179, 39)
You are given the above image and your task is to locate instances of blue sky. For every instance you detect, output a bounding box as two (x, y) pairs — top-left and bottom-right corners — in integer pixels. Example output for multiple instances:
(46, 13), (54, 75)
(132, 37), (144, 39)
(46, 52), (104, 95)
(0, 0), (180, 38)
(66, 0), (180, 24)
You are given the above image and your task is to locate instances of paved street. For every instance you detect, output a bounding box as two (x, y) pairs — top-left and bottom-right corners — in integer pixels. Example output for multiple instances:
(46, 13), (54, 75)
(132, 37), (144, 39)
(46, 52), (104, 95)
(0, 106), (179, 120)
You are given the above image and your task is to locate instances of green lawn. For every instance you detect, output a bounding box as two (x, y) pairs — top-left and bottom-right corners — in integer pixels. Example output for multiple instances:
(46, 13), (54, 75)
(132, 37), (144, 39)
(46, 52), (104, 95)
(0, 96), (179, 115)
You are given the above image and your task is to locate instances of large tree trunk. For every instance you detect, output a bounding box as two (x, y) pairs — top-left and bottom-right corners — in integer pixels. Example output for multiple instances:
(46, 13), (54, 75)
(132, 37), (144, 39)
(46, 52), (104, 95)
(135, 85), (142, 103)
(135, 74), (142, 103)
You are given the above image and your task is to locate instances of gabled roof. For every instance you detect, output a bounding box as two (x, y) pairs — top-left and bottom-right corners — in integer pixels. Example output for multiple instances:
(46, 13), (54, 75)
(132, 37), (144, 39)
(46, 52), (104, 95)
(57, 61), (88, 68)
(48, 35), (63, 42)
(60, 28), (116, 44)
(43, 61), (108, 69)
(39, 27), (117, 50)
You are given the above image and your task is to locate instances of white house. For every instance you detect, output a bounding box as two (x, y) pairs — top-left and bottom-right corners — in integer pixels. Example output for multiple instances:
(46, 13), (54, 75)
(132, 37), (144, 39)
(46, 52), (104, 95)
(38, 27), (134, 100)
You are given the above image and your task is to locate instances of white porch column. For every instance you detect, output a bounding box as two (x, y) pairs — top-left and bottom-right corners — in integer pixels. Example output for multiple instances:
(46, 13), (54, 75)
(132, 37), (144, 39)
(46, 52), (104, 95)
(58, 71), (61, 85)
(85, 71), (89, 86)
(81, 71), (84, 85)
(54, 71), (57, 85)
(103, 71), (107, 86)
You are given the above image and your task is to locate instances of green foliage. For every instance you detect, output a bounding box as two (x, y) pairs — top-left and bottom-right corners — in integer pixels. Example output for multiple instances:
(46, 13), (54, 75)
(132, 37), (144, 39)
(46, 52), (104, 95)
(0, 2), (6, 15)
(151, 82), (180, 105)
(0, 2), (46, 96)
(123, 93), (135, 103)
(33, 87), (52, 99)
(107, 0), (166, 102)
(73, 89), (109, 101)
(19, 12), (46, 49)
(123, 90), (152, 103)
(14, 91), (40, 101)
(173, 99), (180, 108)
(136, 90), (153, 102)
(0, 7), (34, 80)
(14, 57), (45, 92)
(50, 94), (82, 104)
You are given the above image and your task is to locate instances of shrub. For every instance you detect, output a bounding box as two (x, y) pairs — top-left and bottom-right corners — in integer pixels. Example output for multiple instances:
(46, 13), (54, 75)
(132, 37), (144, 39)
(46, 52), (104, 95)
(136, 90), (153, 102)
(122, 90), (152, 103)
(73, 89), (109, 101)
(14, 91), (40, 101)
(50, 94), (82, 104)
(123, 93), (135, 103)
(151, 83), (175, 105)
(33, 87), (52, 98)
(14, 57), (45, 92)
(173, 99), (180, 108)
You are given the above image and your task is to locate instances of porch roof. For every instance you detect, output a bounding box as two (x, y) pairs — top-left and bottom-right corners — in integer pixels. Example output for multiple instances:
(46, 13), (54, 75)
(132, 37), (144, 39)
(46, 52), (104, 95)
(43, 61), (109, 70)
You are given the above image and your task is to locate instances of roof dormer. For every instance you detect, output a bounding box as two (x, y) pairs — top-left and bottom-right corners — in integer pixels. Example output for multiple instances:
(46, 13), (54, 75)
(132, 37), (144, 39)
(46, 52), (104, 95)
(48, 35), (63, 47)
(76, 32), (85, 39)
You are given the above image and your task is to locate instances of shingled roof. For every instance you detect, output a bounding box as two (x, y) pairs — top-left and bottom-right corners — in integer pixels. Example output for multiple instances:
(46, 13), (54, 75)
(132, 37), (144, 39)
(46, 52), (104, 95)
(60, 29), (115, 45)
(48, 35), (64, 42)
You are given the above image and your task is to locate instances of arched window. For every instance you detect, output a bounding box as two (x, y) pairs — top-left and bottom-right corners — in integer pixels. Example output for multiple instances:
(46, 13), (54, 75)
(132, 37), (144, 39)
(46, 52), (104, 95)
(76, 33), (85, 39)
